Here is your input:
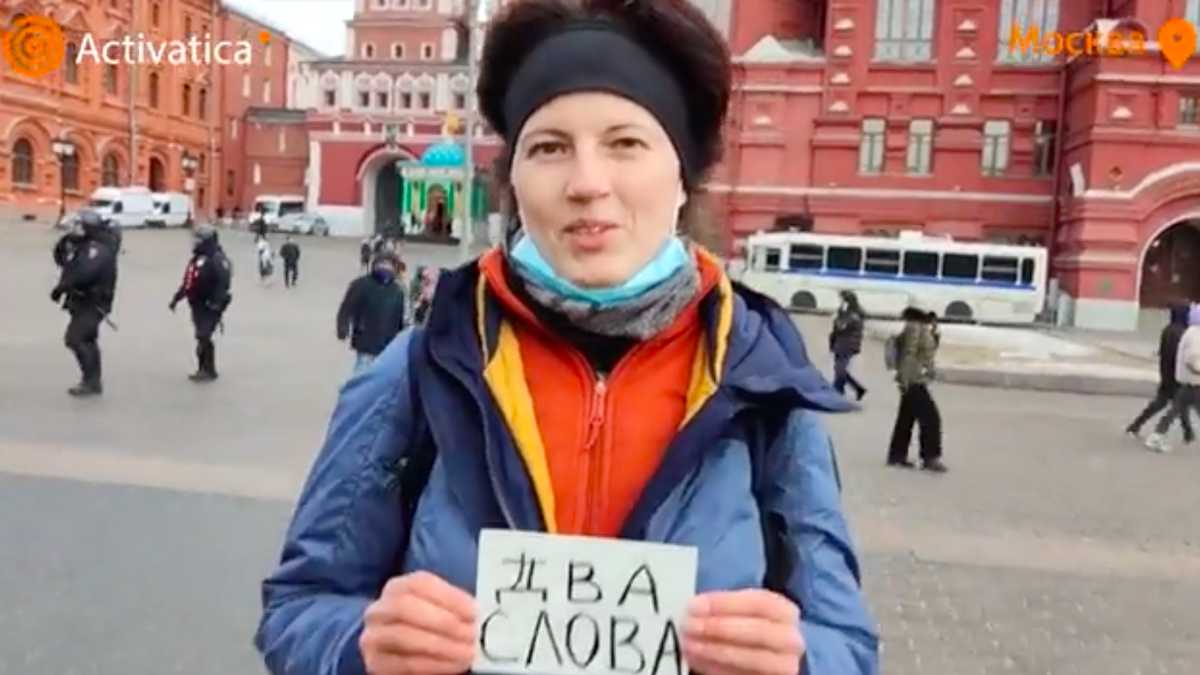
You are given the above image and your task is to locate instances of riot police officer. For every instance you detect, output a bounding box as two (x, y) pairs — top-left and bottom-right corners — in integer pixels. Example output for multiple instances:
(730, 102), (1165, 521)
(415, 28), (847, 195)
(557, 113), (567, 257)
(50, 210), (119, 397)
(170, 224), (233, 382)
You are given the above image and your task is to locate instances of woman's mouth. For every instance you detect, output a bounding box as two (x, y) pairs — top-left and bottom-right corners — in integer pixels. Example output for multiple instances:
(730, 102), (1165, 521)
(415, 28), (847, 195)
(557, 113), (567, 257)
(562, 220), (619, 252)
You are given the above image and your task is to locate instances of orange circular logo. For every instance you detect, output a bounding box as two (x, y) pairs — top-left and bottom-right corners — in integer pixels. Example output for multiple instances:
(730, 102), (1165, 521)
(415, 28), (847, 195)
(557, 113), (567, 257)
(2, 15), (65, 77)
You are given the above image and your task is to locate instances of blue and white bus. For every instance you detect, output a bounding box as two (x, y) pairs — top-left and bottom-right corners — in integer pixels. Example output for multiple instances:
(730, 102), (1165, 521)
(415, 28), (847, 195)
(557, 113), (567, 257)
(738, 231), (1049, 324)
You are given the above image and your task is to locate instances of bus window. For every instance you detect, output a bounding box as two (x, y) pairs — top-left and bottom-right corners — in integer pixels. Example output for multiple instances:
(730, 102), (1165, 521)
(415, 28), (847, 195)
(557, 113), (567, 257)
(1021, 258), (1036, 286)
(764, 247), (782, 271)
(902, 251), (939, 278)
(942, 253), (979, 281)
(788, 244), (823, 270)
(827, 247), (863, 272)
(864, 249), (900, 275)
(981, 256), (1019, 284)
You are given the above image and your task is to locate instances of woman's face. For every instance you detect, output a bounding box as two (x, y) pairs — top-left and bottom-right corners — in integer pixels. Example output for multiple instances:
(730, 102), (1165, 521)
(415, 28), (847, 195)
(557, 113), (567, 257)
(510, 92), (685, 288)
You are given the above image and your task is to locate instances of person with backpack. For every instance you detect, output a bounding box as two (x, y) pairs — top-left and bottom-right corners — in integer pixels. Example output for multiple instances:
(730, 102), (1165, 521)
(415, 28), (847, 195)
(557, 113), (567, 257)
(169, 225), (233, 382)
(886, 303), (948, 472)
(255, 4), (878, 674)
(829, 290), (867, 401)
(1127, 303), (1193, 444)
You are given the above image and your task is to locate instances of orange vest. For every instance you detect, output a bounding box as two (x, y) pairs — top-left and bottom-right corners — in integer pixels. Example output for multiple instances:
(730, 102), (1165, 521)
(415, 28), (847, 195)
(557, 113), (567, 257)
(478, 251), (720, 537)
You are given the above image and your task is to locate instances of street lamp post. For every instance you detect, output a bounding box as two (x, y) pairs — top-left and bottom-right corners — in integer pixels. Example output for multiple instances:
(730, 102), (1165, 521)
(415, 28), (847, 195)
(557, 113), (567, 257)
(181, 151), (199, 227)
(51, 137), (76, 226)
(459, 0), (487, 262)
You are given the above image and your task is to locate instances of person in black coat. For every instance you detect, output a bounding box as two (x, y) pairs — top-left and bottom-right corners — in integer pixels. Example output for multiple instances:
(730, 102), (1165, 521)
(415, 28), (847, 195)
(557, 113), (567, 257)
(279, 236), (301, 288)
(336, 249), (406, 374)
(170, 225), (233, 382)
(51, 210), (119, 396)
(829, 289), (868, 400)
(1126, 302), (1193, 441)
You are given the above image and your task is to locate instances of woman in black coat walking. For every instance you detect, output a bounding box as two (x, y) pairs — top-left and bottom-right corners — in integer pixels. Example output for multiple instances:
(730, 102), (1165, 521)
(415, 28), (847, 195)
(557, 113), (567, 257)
(830, 290), (868, 400)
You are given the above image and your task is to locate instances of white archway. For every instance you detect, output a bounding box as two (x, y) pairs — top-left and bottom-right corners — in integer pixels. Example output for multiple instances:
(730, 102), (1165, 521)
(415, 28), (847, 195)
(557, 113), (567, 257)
(360, 147), (416, 235)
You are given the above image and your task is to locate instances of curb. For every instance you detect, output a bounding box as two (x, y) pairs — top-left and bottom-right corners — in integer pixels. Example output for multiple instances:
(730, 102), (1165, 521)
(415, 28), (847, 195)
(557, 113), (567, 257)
(937, 366), (1157, 397)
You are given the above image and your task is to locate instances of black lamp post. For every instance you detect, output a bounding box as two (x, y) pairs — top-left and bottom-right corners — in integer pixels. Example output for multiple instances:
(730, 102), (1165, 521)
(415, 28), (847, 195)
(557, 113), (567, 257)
(52, 137), (76, 225)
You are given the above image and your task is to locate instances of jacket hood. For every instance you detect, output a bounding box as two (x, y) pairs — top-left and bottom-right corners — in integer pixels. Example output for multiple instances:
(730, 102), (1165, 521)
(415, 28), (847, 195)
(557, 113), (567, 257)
(711, 281), (854, 414)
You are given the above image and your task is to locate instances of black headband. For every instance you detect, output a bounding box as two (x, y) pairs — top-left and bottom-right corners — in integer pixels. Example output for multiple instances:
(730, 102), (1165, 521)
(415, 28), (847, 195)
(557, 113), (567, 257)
(499, 21), (699, 188)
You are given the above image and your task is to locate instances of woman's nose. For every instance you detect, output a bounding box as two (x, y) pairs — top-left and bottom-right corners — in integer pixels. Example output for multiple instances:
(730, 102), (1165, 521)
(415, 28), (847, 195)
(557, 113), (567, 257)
(564, 150), (613, 202)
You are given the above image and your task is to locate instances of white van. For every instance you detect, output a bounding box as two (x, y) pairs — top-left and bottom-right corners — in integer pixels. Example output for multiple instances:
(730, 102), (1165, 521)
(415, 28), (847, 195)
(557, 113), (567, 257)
(88, 187), (156, 229)
(148, 192), (193, 228)
(252, 194), (306, 230)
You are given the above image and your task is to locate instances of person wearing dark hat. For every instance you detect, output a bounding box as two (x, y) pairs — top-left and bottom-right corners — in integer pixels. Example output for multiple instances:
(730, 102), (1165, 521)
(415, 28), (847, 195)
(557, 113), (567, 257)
(257, 3), (878, 675)
(830, 289), (868, 400)
(50, 209), (119, 396)
(886, 301), (948, 472)
(335, 249), (407, 374)
(170, 224), (233, 382)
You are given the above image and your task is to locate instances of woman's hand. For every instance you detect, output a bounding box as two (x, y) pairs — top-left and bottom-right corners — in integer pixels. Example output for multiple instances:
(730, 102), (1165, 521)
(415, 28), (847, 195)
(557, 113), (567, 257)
(683, 589), (805, 675)
(360, 571), (478, 675)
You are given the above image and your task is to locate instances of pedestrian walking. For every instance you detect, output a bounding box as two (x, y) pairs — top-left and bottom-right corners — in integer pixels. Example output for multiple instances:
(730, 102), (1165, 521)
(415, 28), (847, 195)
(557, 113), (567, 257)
(50, 210), (119, 397)
(169, 224), (233, 382)
(335, 249), (407, 374)
(830, 289), (868, 400)
(887, 304), (948, 472)
(279, 236), (300, 288)
(1145, 304), (1200, 453)
(256, 236), (275, 287)
(255, 2), (877, 673)
(1126, 302), (1192, 442)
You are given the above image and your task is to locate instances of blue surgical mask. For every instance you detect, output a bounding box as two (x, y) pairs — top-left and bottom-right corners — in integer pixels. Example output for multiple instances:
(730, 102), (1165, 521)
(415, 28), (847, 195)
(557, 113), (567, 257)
(373, 268), (396, 285)
(510, 234), (690, 308)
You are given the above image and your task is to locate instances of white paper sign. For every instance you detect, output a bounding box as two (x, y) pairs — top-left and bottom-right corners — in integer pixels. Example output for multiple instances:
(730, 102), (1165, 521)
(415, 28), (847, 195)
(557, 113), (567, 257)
(473, 529), (698, 675)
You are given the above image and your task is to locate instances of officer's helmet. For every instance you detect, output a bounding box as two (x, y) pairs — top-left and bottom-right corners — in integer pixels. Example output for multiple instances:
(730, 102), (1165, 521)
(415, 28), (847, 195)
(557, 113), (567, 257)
(78, 209), (107, 235)
(193, 223), (219, 245)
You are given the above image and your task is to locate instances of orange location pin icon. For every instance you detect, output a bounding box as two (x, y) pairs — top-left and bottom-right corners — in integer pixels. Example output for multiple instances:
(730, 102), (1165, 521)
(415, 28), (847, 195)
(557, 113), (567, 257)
(1158, 18), (1197, 70)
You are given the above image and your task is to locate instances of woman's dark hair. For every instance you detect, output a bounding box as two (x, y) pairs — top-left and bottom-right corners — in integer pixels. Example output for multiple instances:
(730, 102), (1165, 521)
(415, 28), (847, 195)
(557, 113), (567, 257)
(477, 0), (732, 191)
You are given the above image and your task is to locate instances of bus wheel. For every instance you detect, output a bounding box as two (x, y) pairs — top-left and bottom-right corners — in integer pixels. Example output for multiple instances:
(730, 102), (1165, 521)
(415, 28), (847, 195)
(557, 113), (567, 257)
(945, 301), (974, 322)
(790, 291), (817, 311)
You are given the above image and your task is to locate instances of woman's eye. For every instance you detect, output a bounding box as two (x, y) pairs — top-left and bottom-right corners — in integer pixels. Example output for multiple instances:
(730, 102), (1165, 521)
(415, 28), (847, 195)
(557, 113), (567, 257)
(611, 137), (646, 150)
(527, 142), (565, 157)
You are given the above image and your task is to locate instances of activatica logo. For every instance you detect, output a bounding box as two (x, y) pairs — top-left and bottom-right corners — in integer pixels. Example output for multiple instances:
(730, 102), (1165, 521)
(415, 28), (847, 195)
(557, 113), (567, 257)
(1, 15), (266, 77)
(78, 32), (264, 66)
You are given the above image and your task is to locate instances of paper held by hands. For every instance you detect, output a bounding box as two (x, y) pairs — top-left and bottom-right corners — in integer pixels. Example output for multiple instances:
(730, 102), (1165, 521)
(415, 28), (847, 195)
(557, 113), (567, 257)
(473, 529), (699, 675)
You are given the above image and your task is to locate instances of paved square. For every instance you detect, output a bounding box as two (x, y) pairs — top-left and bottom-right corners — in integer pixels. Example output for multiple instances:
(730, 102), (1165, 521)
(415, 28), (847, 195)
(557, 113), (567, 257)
(1, 223), (1196, 674)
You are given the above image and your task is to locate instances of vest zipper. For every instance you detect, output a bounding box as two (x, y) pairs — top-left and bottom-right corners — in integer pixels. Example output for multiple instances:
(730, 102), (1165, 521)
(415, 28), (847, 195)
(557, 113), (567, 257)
(584, 374), (607, 533)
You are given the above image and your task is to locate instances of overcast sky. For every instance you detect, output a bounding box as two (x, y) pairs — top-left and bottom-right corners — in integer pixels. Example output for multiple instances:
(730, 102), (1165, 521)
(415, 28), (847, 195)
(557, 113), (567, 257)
(222, 0), (355, 58)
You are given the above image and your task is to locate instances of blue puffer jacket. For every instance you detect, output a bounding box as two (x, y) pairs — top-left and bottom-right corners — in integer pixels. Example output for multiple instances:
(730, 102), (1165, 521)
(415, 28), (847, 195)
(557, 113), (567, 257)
(255, 259), (880, 675)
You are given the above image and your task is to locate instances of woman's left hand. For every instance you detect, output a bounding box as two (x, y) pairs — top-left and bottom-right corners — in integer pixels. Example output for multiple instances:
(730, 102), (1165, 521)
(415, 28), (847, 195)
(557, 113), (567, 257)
(682, 589), (805, 675)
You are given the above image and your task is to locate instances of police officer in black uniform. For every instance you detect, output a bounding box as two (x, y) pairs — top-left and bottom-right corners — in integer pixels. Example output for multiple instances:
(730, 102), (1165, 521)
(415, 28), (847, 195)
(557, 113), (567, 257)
(50, 210), (119, 397)
(170, 224), (233, 382)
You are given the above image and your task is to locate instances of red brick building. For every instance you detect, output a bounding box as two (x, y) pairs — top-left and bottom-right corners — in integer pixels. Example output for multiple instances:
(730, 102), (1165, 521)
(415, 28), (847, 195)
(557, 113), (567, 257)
(292, 0), (502, 238)
(709, 0), (1200, 330)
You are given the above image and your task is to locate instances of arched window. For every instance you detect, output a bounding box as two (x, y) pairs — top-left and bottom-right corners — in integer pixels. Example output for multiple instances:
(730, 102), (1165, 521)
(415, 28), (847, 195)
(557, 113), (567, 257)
(148, 72), (160, 107)
(198, 87), (208, 119)
(181, 83), (192, 116)
(64, 43), (79, 84)
(62, 148), (79, 191)
(101, 154), (120, 186)
(11, 138), (34, 185)
(104, 64), (118, 95)
(149, 157), (165, 192)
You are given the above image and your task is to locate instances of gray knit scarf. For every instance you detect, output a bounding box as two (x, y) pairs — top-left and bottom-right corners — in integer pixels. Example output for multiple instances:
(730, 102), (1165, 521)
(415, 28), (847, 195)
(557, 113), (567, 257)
(508, 253), (701, 341)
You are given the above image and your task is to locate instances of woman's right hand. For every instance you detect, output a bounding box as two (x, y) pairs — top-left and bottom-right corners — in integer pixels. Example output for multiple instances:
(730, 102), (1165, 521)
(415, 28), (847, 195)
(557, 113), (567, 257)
(360, 571), (478, 675)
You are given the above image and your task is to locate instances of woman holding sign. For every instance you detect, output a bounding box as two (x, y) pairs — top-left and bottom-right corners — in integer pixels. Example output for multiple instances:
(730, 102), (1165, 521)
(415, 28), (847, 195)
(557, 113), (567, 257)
(256, 1), (879, 674)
